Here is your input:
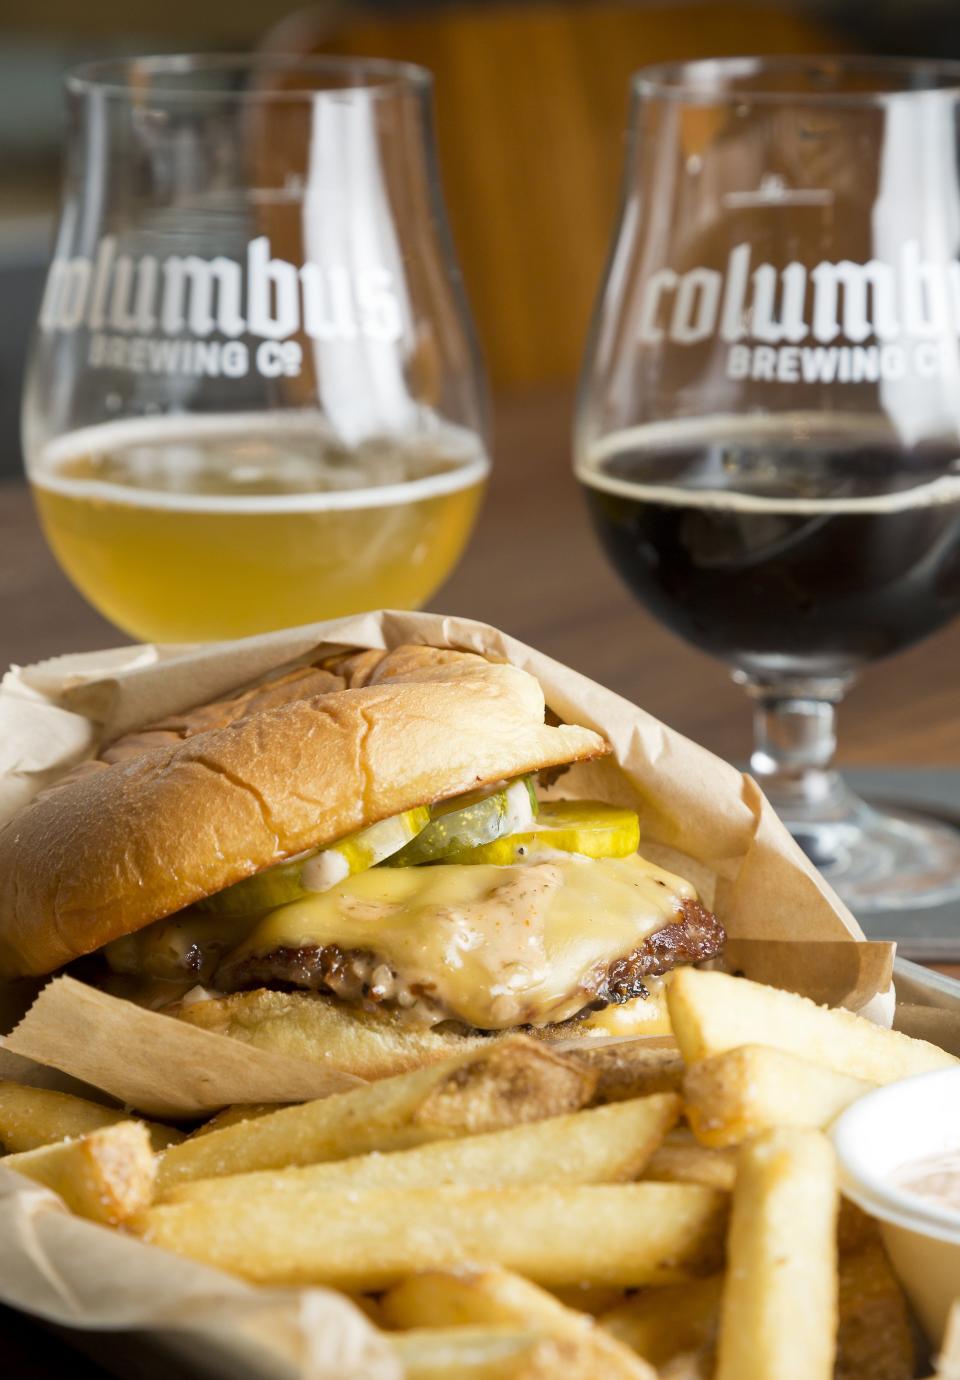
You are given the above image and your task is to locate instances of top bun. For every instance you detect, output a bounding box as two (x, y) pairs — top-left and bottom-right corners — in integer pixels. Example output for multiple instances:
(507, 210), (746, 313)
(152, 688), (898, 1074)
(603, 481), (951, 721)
(0, 646), (607, 978)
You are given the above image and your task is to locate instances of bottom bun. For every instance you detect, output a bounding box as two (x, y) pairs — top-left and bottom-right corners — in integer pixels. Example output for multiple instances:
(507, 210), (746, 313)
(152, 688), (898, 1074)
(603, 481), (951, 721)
(175, 987), (671, 1082)
(177, 990), (491, 1081)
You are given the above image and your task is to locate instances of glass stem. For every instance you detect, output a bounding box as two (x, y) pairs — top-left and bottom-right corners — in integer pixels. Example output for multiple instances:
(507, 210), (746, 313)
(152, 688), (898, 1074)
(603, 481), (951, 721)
(734, 671), (960, 897)
(734, 673), (854, 812)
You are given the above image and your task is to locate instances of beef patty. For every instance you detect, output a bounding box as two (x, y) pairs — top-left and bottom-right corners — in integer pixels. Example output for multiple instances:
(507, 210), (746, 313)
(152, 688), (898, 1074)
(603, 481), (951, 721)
(214, 897), (725, 1029)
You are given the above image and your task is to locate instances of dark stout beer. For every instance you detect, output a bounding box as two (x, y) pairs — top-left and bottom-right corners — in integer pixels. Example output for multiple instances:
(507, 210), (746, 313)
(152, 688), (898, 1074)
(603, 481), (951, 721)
(578, 416), (960, 677)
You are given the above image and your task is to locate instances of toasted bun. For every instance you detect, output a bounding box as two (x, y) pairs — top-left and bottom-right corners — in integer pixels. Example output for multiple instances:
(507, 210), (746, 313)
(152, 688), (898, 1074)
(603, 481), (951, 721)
(177, 988), (495, 1081)
(0, 646), (606, 979)
(175, 986), (671, 1082)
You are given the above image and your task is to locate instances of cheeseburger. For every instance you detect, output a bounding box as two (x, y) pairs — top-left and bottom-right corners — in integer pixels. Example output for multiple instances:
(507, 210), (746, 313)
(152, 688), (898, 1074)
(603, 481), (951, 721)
(0, 645), (724, 1075)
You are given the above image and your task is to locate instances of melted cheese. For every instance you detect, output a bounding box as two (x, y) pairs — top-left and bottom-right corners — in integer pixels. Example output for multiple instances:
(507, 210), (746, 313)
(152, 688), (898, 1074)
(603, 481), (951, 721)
(225, 855), (695, 1029)
(579, 978), (673, 1036)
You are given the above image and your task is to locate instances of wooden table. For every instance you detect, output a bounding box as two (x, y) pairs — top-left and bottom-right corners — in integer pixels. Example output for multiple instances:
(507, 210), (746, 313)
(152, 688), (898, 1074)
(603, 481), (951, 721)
(1, 387), (960, 1376)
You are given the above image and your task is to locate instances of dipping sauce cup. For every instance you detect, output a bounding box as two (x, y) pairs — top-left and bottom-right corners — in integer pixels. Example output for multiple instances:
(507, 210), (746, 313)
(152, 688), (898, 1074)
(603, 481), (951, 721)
(831, 1067), (960, 1347)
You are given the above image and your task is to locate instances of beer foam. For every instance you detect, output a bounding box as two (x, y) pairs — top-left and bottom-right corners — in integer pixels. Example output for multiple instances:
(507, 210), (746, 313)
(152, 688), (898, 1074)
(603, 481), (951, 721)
(33, 412), (489, 513)
(577, 413), (960, 515)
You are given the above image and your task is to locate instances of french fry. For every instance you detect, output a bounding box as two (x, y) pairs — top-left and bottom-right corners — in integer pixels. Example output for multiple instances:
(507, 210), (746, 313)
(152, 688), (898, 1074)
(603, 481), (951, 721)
(0, 1081), (123, 1149)
(714, 1128), (838, 1380)
(599, 1275), (723, 1367)
(4, 1121), (156, 1225)
(383, 1266), (576, 1332)
(161, 1095), (680, 1205)
(380, 1267), (656, 1379)
(682, 1045), (875, 1147)
(668, 969), (956, 1083)
(387, 1326), (610, 1379)
(563, 1042), (685, 1102)
(658, 1351), (714, 1380)
(188, 1103), (287, 1137)
(599, 1246), (892, 1375)
(0, 1081), (183, 1153)
(350, 1294), (384, 1327)
(550, 1285), (628, 1316)
(836, 1241), (915, 1380)
(837, 1199), (880, 1255)
(157, 1037), (595, 1190)
(642, 1128), (737, 1191)
(136, 1182), (727, 1290)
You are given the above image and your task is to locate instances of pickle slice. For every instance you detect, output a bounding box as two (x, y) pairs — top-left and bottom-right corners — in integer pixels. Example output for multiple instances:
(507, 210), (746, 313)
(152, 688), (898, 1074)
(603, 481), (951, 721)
(200, 806), (431, 916)
(198, 863), (304, 918)
(445, 800), (640, 865)
(387, 778), (538, 867)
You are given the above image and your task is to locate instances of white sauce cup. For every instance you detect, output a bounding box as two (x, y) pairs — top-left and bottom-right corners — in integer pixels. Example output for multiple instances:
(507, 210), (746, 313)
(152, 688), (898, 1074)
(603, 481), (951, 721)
(830, 1067), (960, 1347)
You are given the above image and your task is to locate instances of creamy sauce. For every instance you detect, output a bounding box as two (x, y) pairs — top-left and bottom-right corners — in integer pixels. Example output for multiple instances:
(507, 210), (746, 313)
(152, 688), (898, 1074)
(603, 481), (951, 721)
(300, 849), (350, 892)
(224, 854), (694, 1029)
(894, 1149), (960, 1213)
(498, 778), (539, 836)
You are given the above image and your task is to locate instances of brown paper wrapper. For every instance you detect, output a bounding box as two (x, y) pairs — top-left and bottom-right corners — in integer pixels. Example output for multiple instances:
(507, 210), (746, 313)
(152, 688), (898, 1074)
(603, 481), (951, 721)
(0, 610), (937, 1374)
(0, 1165), (398, 1379)
(5, 978), (362, 1118)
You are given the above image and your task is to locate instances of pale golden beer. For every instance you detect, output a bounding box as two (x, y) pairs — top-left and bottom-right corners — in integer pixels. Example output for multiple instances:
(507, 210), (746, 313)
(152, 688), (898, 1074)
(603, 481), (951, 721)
(31, 415), (488, 643)
(25, 58), (491, 644)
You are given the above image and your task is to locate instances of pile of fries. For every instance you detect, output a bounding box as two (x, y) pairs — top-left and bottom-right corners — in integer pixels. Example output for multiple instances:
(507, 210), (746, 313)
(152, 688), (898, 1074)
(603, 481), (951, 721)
(2, 968), (955, 1379)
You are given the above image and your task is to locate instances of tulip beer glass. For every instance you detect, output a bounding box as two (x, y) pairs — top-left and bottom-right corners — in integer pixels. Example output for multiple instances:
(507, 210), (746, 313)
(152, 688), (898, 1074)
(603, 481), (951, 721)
(576, 58), (960, 911)
(23, 56), (488, 642)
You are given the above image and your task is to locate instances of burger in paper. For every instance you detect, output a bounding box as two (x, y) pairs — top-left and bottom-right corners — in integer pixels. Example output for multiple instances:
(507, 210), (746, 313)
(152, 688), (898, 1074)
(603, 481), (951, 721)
(0, 643), (726, 1076)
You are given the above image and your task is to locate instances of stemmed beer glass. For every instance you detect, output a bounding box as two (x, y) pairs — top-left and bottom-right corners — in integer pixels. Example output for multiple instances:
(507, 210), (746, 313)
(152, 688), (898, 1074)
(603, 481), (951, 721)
(576, 57), (960, 912)
(23, 56), (488, 642)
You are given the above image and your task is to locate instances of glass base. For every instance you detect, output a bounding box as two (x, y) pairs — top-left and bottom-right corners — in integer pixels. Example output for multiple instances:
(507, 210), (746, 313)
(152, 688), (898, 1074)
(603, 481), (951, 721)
(775, 780), (960, 913)
(738, 672), (960, 914)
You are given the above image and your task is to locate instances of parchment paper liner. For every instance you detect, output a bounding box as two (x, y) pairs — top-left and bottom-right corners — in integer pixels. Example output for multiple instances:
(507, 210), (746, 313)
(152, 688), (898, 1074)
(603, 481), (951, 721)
(4, 978), (362, 1118)
(0, 609), (946, 1377)
(0, 1166), (397, 1379)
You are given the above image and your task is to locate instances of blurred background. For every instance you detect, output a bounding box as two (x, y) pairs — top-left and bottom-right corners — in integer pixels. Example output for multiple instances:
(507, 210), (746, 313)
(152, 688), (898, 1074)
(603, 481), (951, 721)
(1, 0), (956, 478)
